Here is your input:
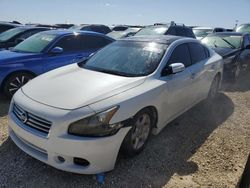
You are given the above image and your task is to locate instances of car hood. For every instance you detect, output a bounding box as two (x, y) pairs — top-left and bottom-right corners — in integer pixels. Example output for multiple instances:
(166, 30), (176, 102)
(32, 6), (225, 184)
(0, 50), (37, 64)
(21, 64), (146, 110)
(212, 47), (239, 58)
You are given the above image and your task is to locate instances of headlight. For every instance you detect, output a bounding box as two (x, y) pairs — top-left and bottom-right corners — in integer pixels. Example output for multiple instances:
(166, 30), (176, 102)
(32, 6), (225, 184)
(68, 106), (122, 137)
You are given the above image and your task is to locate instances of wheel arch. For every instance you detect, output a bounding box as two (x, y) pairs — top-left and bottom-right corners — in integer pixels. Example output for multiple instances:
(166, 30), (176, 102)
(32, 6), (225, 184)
(1, 70), (37, 90)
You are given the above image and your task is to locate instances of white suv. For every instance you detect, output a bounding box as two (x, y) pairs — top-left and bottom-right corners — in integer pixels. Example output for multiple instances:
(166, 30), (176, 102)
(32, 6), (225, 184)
(8, 35), (223, 174)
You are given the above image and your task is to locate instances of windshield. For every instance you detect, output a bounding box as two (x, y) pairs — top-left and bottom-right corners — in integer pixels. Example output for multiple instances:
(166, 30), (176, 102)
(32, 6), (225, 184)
(13, 33), (57, 53)
(193, 29), (212, 38)
(0, 27), (26, 42)
(202, 35), (242, 49)
(83, 41), (167, 77)
(135, 26), (168, 36)
(236, 24), (250, 34)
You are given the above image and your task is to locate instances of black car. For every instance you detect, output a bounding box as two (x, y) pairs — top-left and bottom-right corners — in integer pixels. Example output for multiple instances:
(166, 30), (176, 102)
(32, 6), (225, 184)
(70, 24), (111, 34)
(0, 21), (21, 34)
(135, 23), (196, 38)
(202, 32), (250, 81)
(0, 26), (50, 50)
(239, 154), (250, 188)
(112, 25), (129, 31)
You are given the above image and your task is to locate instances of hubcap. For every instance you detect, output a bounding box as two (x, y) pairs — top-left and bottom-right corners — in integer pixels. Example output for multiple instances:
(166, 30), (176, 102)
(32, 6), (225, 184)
(131, 113), (151, 150)
(8, 75), (30, 95)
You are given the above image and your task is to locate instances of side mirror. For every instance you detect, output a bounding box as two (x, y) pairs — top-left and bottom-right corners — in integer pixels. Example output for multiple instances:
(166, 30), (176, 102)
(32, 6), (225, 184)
(49, 47), (63, 54)
(169, 63), (185, 74)
(15, 38), (25, 44)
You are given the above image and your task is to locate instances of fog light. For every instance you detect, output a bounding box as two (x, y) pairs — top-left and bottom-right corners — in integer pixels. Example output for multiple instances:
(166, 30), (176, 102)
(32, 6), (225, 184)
(73, 157), (90, 166)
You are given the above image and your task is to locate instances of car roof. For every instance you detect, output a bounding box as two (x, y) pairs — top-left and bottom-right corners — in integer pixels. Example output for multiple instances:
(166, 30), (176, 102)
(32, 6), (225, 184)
(119, 35), (186, 45)
(207, 32), (246, 37)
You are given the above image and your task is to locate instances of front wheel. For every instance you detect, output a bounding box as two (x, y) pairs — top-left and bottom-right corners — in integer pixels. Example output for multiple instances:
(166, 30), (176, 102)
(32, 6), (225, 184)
(3, 72), (34, 98)
(121, 109), (153, 157)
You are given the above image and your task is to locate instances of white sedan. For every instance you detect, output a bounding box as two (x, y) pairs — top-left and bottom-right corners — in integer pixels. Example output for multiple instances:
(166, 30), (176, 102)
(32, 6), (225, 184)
(8, 35), (223, 174)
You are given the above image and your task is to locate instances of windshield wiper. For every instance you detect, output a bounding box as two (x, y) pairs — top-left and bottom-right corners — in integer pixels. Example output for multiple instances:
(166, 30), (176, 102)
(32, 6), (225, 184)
(84, 66), (138, 77)
(221, 38), (236, 49)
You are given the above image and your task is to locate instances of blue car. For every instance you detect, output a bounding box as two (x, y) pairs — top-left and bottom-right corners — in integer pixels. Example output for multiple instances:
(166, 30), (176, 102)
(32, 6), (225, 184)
(0, 30), (114, 97)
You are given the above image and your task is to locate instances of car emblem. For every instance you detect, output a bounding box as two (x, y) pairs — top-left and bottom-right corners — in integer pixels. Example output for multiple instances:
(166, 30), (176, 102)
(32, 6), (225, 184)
(20, 111), (28, 123)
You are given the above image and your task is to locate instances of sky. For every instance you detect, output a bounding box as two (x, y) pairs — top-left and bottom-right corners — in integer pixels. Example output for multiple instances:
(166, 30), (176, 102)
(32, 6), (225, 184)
(0, 0), (250, 28)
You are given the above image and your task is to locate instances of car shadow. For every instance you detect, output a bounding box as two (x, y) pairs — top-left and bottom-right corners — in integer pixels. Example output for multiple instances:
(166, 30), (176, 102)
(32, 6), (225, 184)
(0, 94), (10, 117)
(222, 71), (250, 92)
(0, 93), (234, 187)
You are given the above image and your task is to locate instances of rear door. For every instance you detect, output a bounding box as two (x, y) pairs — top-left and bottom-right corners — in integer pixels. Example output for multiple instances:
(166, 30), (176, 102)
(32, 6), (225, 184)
(187, 42), (211, 100)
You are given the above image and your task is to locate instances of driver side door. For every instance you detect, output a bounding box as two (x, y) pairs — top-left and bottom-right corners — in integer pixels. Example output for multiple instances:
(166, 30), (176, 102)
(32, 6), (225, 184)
(161, 43), (196, 122)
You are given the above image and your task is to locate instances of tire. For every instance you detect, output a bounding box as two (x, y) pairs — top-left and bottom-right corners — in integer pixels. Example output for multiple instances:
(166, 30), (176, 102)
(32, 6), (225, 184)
(3, 72), (35, 98)
(207, 74), (220, 100)
(121, 108), (154, 157)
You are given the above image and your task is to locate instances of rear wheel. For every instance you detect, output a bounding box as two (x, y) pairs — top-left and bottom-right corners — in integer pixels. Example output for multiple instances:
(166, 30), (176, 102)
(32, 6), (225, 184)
(121, 108), (153, 157)
(3, 72), (34, 98)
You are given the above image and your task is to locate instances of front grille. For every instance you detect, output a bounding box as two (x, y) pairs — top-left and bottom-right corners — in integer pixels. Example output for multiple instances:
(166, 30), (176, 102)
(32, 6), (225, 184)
(13, 103), (52, 136)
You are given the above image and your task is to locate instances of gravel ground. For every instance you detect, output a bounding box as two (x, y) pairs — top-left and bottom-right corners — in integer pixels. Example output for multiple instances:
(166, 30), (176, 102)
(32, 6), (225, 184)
(0, 73), (249, 188)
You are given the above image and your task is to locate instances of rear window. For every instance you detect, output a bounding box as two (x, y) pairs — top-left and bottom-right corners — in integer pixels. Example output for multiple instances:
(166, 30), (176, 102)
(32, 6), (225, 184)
(188, 43), (208, 64)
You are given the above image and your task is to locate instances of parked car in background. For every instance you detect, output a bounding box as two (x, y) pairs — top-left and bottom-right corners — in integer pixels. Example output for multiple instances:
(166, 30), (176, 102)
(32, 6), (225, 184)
(0, 26), (50, 50)
(202, 32), (250, 81)
(70, 24), (111, 34)
(193, 27), (226, 40)
(55, 24), (75, 29)
(112, 25), (129, 31)
(135, 23), (196, 38)
(0, 30), (114, 97)
(0, 21), (21, 34)
(25, 23), (59, 29)
(107, 27), (141, 39)
(8, 35), (223, 174)
(236, 24), (250, 34)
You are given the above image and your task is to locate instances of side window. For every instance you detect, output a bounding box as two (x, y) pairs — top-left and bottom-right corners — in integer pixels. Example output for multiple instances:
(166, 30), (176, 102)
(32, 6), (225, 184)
(188, 43), (208, 64)
(168, 44), (192, 67)
(54, 36), (79, 52)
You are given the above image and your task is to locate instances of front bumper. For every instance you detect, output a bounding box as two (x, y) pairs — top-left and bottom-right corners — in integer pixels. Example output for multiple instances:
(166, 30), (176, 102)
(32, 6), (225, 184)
(8, 91), (130, 174)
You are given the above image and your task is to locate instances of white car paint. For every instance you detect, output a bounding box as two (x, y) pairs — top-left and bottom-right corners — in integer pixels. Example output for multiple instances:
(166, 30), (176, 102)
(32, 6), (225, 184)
(8, 37), (223, 174)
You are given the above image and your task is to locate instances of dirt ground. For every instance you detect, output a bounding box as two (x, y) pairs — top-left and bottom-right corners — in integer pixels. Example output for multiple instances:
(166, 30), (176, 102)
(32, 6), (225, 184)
(0, 73), (249, 188)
